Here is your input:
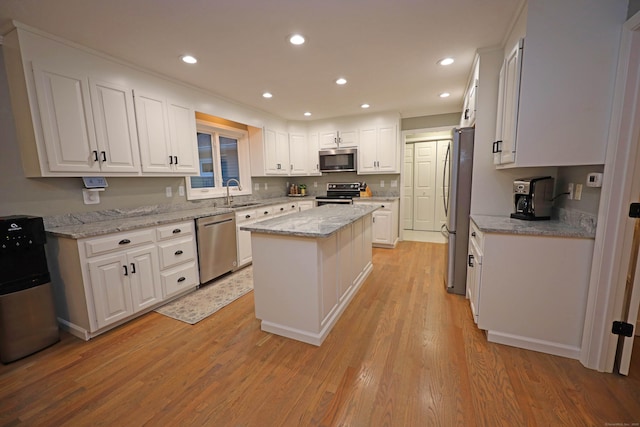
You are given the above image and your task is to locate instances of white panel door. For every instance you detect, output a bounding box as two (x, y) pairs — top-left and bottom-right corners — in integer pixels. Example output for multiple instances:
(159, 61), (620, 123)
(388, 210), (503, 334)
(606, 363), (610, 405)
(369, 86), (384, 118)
(88, 254), (132, 329)
(89, 79), (140, 173)
(134, 92), (172, 173)
(289, 133), (308, 175)
(167, 101), (199, 174)
(127, 246), (162, 313)
(413, 141), (437, 231)
(32, 64), (99, 173)
(403, 144), (414, 230)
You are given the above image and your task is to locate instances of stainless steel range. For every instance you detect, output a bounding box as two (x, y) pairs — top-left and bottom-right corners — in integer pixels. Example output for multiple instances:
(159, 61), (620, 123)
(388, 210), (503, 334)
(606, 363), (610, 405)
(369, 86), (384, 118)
(315, 182), (362, 206)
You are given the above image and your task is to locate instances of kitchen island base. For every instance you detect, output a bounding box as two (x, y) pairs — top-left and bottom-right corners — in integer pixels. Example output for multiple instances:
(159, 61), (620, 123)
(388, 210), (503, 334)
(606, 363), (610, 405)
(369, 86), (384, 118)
(251, 215), (373, 346)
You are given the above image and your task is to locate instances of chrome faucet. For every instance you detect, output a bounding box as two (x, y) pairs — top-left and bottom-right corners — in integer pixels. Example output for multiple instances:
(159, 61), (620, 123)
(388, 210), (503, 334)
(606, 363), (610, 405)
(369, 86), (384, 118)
(225, 179), (242, 206)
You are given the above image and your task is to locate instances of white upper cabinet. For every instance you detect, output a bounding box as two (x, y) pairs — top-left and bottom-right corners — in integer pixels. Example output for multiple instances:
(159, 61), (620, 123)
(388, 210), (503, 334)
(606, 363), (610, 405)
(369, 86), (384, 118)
(250, 127), (291, 176)
(32, 64), (140, 174)
(307, 133), (321, 176)
(494, 0), (626, 167)
(358, 125), (399, 174)
(460, 56), (479, 128)
(493, 39), (523, 166)
(289, 133), (309, 175)
(135, 92), (198, 175)
(319, 129), (358, 149)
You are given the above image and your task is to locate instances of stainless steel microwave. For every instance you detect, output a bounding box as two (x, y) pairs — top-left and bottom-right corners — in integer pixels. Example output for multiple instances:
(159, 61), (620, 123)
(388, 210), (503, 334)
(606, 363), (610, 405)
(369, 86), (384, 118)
(318, 148), (357, 172)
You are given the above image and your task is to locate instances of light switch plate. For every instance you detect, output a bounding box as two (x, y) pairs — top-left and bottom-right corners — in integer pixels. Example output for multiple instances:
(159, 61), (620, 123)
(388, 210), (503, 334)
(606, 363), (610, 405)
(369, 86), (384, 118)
(165, 186), (172, 197)
(255, 183), (260, 191)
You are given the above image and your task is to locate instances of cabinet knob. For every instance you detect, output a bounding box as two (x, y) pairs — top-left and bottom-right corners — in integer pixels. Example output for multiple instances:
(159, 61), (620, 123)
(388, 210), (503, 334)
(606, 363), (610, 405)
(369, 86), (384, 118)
(264, 211), (269, 215)
(101, 151), (107, 162)
(169, 155), (174, 164)
(174, 156), (178, 165)
(123, 265), (128, 276)
(172, 229), (181, 234)
(119, 239), (131, 245)
(175, 250), (183, 255)
(130, 263), (136, 274)
(245, 214), (251, 219)
(471, 232), (476, 237)
(177, 277), (186, 283)
(93, 150), (99, 162)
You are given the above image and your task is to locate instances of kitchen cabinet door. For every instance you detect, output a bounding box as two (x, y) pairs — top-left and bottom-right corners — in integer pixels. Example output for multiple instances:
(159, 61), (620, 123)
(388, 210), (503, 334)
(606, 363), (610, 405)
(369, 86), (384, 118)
(319, 129), (358, 149)
(466, 233), (482, 324)
(89, 79), (140, 173)
(127, 246), (162, 312)
(135, 92), (198, 175)
(88, 253), (133, 329)
(372, 210), (392, 245)
(167, 101), (199, 174)
(308, 133), (321, 175)
(32, 64), (100, 173)
(135, 92), (173, 173)
(263, 128), (289, 175)
(289, 133), (309, 175)
(357, 125), (398, 174)
(493, 39), (523, 165)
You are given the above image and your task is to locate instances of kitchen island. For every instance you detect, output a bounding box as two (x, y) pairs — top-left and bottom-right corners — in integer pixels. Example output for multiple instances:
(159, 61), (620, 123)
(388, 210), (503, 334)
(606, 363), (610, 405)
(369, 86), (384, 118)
(241, 204), (378, 345)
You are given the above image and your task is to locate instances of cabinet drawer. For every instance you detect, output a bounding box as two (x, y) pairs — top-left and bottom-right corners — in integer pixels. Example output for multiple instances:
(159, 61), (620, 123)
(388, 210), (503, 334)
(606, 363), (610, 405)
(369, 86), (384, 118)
(257, 206), (273, 218)
(469, 220), (484, 249)
(161, 261), (199, 298)
(156, 221), (194, 241)
(158, 236), (196, 270)
(272, 203), (289, 216)
(84, 229), (155, 258)
(236, 209), (258, 223)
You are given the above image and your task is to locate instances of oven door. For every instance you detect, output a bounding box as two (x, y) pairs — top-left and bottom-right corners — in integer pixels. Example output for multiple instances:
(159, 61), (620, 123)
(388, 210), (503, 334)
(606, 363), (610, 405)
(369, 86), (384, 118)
(316, 199), (353, 206)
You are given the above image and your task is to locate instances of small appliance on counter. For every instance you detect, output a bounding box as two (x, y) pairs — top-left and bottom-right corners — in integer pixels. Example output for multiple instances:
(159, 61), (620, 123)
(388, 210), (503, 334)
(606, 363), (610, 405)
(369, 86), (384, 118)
(510, 176), (554, 220)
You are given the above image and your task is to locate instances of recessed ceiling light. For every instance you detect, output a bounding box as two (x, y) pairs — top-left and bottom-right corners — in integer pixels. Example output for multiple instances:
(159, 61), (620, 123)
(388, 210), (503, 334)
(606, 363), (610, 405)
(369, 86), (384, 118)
(262, 92), (273, 99)
(439, 92), (451, 98)
(304, 112), (312, 116)
(361, 104), (370, 109)
(336, 78), (347, 85)
(289, 34), (305, 45)
(181, 55), (198, 64)
(438, 57), (454, 66)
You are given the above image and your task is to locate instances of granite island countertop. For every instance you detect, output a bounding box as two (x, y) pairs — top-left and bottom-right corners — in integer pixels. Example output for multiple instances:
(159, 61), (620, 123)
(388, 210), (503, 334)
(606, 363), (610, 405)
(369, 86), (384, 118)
(241, 204), (379, 238)
(470, 214), (596, 239)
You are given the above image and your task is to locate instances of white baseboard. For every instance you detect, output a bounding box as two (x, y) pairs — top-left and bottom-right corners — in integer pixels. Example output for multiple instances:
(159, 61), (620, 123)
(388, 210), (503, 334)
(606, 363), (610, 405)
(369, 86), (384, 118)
(487, 330), (581, 360)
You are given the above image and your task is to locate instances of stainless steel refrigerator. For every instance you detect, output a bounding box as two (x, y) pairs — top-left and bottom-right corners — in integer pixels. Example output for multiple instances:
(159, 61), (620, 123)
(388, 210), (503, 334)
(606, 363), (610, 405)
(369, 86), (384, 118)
(441, 127), (474, 295)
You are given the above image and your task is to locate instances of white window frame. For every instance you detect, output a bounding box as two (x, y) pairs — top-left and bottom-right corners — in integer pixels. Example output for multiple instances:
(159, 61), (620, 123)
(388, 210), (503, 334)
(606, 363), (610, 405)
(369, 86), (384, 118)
(185, 120), (252, 201)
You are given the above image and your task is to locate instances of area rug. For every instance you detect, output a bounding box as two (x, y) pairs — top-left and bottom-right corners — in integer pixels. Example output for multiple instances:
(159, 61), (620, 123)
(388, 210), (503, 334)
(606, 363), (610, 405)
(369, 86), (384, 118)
(154, 266), (253, 324)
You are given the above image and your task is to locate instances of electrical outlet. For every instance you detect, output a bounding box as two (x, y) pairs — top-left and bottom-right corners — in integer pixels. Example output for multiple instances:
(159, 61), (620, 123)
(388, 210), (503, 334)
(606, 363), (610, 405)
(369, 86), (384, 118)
(391, 180), (397, 188)
(314, 182), (317, 188)
(264, 183), (268, 190)
(567, 183), (574, 200)
(165, 186), (172, 197)
(574, 184), (583, 200)
(178, 185), (184, 196)
(255, 183), (260, 191)
(380, 180), (385, 188)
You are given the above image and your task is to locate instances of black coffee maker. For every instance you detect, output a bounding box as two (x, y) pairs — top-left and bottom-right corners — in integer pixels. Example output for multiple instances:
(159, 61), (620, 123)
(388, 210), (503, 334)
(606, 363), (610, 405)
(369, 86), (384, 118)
(510, 176), (554, 220)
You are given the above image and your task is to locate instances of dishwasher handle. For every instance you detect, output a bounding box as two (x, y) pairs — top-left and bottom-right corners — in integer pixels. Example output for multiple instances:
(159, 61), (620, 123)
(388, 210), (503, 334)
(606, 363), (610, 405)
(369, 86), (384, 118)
(202, 218), (234, 227)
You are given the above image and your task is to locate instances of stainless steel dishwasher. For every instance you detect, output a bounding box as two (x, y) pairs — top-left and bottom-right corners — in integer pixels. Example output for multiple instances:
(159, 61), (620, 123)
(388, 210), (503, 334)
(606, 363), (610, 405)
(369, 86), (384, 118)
(196, 212), (237, 284)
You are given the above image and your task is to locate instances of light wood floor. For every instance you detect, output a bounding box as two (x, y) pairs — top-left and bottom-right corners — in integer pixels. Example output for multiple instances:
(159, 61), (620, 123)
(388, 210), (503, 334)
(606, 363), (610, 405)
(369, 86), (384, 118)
(1, 241), (639, 426)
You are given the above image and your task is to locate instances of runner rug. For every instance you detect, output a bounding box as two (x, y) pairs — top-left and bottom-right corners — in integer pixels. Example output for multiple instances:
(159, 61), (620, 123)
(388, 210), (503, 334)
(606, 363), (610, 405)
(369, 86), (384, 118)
(154, 266), (253, 324)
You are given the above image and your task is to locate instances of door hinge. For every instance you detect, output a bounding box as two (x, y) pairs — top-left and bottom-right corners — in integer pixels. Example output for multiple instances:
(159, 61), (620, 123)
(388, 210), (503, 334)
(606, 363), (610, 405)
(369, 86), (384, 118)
(612, 321), (634, 337)
(629, 203), (640, 218)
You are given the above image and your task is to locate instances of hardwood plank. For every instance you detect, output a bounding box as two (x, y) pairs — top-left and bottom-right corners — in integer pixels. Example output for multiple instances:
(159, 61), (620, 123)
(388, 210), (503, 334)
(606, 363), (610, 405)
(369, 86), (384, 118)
(1, 241), (639, 426)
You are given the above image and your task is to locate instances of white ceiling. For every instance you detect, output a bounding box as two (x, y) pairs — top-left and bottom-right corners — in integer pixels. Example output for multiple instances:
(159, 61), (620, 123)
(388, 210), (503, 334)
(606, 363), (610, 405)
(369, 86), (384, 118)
(0, 0), (523, 122)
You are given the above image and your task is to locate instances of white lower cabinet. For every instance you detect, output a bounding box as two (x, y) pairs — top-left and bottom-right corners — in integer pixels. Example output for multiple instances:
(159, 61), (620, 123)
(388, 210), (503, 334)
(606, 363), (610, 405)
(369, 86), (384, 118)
(236, 209), (258, 268)
(353, 199), (399, 248)
(470, 218), (594, 359)
(47, 220), (199, 340)
(298, 200), (315, 211)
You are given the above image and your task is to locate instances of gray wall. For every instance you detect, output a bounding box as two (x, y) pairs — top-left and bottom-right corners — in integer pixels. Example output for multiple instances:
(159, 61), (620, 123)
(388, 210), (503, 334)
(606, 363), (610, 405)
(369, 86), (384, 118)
(629, 0), (640, 19)
(0, 47), (192, 217)
(554, 165), (604, 216)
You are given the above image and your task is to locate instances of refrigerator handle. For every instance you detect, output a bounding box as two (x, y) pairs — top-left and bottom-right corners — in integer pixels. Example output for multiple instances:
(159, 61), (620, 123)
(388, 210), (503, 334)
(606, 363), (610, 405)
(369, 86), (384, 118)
(443, 142), (451, 217)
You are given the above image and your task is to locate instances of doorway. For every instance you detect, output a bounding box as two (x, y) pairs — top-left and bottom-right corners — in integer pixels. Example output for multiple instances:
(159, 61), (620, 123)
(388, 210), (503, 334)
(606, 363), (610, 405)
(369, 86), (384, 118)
(403, 136), (451, 243)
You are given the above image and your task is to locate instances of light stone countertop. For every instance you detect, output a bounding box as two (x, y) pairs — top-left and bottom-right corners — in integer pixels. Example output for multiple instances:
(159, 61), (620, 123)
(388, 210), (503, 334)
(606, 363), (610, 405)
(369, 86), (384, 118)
(240, 204), (379, 238)
(470, 214), (596, 239)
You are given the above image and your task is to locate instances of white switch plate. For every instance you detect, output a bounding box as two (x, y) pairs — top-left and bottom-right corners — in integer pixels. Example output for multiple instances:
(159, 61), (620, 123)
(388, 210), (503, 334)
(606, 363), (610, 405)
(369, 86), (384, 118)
(165, 186), (172, 197)
(255, 183), (260, 191)
(391, 180), (397, 188)
(314, 182), (317, 188)
(178, 185), (185, 196)
(264, 183), (268, 190)
(380, 180), (385, 188)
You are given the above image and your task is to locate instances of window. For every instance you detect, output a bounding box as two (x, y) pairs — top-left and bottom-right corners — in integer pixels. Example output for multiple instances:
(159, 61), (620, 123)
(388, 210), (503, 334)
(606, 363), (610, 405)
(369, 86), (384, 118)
(185, 121), (252, 201)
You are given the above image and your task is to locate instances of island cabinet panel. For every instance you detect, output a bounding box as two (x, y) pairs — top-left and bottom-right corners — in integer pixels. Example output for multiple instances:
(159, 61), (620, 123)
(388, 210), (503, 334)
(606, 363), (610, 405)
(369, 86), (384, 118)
(251, 214), (373, 346)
